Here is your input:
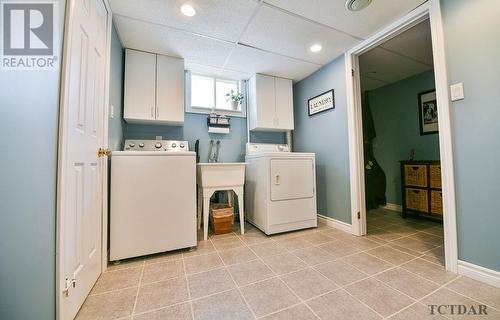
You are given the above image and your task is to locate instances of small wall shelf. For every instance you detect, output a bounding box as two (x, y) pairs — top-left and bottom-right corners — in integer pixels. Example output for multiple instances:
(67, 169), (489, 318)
(207, 114), (231, 134)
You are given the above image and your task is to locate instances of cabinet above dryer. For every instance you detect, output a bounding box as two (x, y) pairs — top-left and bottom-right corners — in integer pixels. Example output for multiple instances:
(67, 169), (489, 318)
(124, 49), (184, 125)
(248, 74), (294, 132)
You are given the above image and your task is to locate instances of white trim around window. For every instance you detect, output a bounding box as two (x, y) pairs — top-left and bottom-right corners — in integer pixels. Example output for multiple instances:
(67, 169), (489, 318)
(185, 71), (247, 118)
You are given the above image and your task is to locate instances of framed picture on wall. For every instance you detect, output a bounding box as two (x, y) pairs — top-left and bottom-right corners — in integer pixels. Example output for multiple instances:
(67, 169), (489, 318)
(418, 89), (438, 135)
(308, 89), (335, 116)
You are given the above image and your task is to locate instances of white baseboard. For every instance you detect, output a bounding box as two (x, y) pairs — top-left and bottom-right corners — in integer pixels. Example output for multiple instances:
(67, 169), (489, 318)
(382, 203), (402, 212)
(317, 214), (353, 234)
(458, 260), (500, 288)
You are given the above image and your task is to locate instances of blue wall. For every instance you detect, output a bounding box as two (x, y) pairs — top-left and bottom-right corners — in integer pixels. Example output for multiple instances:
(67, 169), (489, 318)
(442, 0), (500, 272)
(368, 70), (439, 205)
(0, 1), (65, 319)
(108, 24), (125, 151)
(124, 114), (284, 162)
(293, 56), (352, 223)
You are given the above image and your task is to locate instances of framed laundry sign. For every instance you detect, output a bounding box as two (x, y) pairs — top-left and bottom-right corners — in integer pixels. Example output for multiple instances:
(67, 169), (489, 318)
(308, 89), (335, 116)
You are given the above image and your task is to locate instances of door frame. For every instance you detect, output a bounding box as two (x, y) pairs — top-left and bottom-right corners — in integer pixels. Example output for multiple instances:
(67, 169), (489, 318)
(344, 0), (458, 272)
(55, 0), (113, 318)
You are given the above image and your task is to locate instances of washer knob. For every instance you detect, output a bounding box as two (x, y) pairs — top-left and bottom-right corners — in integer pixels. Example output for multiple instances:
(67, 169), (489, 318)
(155, 142), (162, 149)
(129, 142), (135, 148)
(171, 143), (177, 148)
(180, 143), (185, 148)
(139, 143), (145, 148)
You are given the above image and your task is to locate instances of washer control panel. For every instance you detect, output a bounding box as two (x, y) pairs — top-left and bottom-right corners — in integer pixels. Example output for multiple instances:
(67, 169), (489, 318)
(124, 140), (189, 152)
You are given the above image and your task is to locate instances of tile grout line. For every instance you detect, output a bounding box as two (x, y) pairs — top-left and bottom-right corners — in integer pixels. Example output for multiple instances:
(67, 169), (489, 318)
(181, 255), (195, 320)
(130, 260), (145, 318)
(87, 284), (140, 297)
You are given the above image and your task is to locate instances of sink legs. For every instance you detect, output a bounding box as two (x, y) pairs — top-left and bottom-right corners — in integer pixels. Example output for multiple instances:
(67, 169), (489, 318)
(234, 187), (245, 235)
(197, 185), (245, 241)
(203, 194), (211, 241)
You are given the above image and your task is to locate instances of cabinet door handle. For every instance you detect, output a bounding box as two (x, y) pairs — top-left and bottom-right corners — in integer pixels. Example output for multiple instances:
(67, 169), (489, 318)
(274, 174), (280, 185)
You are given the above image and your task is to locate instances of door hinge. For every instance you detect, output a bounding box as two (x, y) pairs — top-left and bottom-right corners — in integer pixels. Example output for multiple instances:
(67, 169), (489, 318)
(351, 69), (355, 77)
(357, 211), (361, 220)
(62, 277), (76, 297)
(98, 147), (111, 158)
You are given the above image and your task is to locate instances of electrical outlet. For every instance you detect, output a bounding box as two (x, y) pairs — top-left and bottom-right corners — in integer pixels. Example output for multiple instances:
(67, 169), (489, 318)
(109, 104), (114, 119)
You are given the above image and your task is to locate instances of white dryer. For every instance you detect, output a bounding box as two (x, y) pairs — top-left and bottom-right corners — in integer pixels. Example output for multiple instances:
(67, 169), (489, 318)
(110, 140), (196, 261)
(245, 143), (317, 235)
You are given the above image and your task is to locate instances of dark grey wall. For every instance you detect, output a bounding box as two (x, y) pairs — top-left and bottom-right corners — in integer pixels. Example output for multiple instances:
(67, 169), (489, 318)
(0, 1), (65, 319)
(368, 70), (439, 205)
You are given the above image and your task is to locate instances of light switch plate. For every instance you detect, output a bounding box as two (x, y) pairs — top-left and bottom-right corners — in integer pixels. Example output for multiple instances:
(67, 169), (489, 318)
(109, 104), (114, 119)
(450, 83), (464, 101)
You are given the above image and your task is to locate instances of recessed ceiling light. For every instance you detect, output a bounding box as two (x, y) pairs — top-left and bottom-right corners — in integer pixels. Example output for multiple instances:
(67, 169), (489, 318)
(180, 4), (196, 17)
(345, 0), (372, 12)
(310, 44), (322, 53)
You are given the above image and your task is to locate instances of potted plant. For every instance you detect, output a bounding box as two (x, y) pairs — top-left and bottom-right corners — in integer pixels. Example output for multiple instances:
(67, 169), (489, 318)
(226, 90), (244, 110)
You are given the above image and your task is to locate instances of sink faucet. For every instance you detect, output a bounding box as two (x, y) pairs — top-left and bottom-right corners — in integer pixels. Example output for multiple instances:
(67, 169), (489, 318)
(208, 140), (221, 163)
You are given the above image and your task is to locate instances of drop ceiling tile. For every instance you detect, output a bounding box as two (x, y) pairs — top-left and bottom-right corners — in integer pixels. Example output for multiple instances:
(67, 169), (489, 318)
(185, 62), (252, 80)
(240, 4), (359, 64)
(359, 47), (432, 86)
(224, 45), (321, 81)
(114, 15), (234, 68)
(109, 0), (260, 42)
(380, 20), (433, 66)
(264, 0), (426, 39)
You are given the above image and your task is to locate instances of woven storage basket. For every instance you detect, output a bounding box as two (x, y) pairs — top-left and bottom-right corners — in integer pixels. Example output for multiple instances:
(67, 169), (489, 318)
(210, 204), (233, 235)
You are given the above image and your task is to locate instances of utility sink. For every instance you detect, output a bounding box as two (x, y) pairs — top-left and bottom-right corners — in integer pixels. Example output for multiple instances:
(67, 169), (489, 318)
(196, 163), (246, 188)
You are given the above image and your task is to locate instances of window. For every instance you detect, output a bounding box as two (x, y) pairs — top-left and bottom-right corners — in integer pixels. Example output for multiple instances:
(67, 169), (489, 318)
(187, 72), (246, 117)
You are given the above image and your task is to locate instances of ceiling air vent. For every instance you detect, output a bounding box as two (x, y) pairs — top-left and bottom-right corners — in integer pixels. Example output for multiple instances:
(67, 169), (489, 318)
(345, 0), (372, 11)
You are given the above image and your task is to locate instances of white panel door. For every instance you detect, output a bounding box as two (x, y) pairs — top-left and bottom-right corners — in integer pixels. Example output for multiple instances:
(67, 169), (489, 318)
(156, 54), (184, 125)
(59, 0), (108, 318)
(274, 77), (294, 130)
(254, 74), (276, 129)
(124, 49), (156, 121)
(270, 159), (314, 201)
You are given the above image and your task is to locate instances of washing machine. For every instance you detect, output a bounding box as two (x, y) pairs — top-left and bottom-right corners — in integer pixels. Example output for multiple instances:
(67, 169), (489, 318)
(110, 140), (196, 261)
(245, 143), (317, 235)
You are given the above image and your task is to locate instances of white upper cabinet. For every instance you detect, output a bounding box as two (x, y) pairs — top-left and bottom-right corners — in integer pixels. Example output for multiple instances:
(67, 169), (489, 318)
(248, 74), (294, 131)
(124, 50), (156, 121)
(124, 49), (184, 125)
(156, 54), (184, 125)
(274, 77), (294, 130)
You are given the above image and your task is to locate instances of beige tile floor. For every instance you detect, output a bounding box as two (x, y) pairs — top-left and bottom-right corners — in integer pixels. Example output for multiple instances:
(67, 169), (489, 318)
(76, 208), (500, 319)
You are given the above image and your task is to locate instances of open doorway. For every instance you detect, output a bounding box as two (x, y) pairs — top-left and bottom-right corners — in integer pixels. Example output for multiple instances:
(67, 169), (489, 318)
(359, 19), (445, 265)
(345, 1), (458, 273)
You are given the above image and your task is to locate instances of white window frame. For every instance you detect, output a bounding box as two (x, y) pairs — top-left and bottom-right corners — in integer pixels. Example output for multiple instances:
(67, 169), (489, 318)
(185, 71), (247, 117)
